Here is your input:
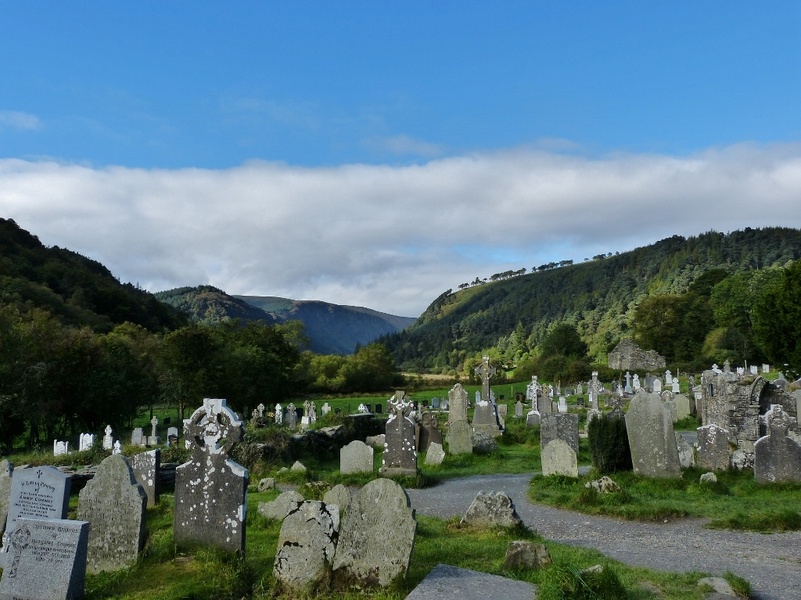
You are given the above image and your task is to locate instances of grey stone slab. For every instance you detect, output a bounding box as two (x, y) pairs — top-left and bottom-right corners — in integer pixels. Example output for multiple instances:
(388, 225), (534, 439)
(540, 413), (579, 455)
(340, 440), (374, 475)
(625, 390), (681, 478)
(258, 490), (305, 521)
(446, 420), (473, 455)
(461, 490), (521, 528)
(381, 401), (418, 476)
(0, 518), (89, 600)
(424, 442), (445, 466)
(404, 563), (536, 600)
(130, 448), (161, 507)
(77, 454), (147, 574)
(448, 384), (469, 423)
(541, 438), (578, 477)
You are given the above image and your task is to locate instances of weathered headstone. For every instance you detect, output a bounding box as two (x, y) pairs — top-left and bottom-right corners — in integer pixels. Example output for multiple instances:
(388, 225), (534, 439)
(77, 454), (147, 573)
(755, 404), (801, 483)
(447, 383), (469, 423)
(286, 402), (298, 429)
(540, 413), (579, 456)
(2, 465), (71, 562)
(380, 394), (418, 476)
(624, 390), (681, 478)
(674, 394), (691, 421)
(102, 425), (113, 450)
(0, 518), (89, 600)
(461, 490), (521, 528)
(675, 432), (696, 469)
(332, 478), (416, 589)
(323, 484), (352, 514)
(340, 440), (374, 474)
(417, 411), (443, 452)
(130, 449), (161, 507)
(446, 420), (473, 455)
(514, 400), (524, 418)
(525, 409), (541, 427)
(131, 427), (144, 446)
(541, 438), (578, 477)
(258, 490), (305, 521)
(321, 402), (331, 416)
(174, 398), (248, 555)
(696, 424), (730, 471)
(557, 397), (568, 413)
(472, 356), (503, 436)
(273, 500), (340, 592)
(424, 442), (446, 466)
(53, 440), (69, 456)
(275, 402), (283, 424)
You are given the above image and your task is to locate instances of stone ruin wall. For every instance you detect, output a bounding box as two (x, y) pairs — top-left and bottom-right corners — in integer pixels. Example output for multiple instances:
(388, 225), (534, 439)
(700, 373), (798, 451)
(607, 339), (667, 371)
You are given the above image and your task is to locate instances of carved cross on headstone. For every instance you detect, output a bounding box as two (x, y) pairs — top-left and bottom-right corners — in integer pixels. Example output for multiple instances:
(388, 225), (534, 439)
(474, 355), (496, 403)
(389, 391), (412, 418)
(183, 398), (243, 457)
(150, 416), (159, 440)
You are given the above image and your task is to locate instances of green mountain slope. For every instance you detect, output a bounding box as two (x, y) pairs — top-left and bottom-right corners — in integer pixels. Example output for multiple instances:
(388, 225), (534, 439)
(0, 218), (187, 332)
(154, 286), (279, 325)
(381, 227), (801, 371)
(237, 296), (416, 355)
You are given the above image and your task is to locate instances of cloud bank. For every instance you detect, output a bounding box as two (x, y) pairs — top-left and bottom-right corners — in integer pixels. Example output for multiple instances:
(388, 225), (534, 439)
(2, 142), (801, 317)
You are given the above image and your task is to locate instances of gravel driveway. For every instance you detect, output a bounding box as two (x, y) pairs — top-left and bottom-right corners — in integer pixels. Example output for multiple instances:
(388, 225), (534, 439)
(406, 474), (801, 600)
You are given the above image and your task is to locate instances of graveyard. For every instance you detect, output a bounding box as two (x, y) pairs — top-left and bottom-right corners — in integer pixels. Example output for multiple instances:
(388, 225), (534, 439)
(0, 361), (800, 599)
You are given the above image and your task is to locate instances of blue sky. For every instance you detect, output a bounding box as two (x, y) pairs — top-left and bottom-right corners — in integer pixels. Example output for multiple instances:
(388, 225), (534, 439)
(2, 3), (801, 316)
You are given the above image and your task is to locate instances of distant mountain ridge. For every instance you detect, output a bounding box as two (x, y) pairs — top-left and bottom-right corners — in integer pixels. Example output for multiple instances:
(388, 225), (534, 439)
(154, 286), (415, 355)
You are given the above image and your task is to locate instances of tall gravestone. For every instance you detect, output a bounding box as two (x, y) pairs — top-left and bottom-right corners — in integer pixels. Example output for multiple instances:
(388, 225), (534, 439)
(696, 424), (730, 471)
(540, 413), (580, 456)
(0, 460), (12, 538)
(472, 356), (502, 436)
(446, 420), (473, 455)
(0, 518), (89, 600)
(541, 438), (578, 478)
(174, 398), (248, 555)
(340, 440), (374, 474)
(130, 449), (161, 507)
(380, 394), (418, 476)
(77, 454), (147, 573)
(624, 390), (682, 478)
(448, 383), (468, 423)
(332, 478), (416, 589)
(755, 405), (801, 483)
(1, 465), (71, 566)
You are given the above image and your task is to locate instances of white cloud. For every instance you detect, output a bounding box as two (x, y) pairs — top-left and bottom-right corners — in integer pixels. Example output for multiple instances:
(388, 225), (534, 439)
(0, 110), (42, 131)
(363, 134), (445, 158)
(2, 142), (801, 317)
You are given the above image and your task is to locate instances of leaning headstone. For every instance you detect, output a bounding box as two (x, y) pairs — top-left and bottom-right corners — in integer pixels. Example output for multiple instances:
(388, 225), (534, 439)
(174, 398), (248, 555)
(332, 478), (416, 589)
(130, 449), (161, 507)
(461, 490), (521, 529)
(2, 465), (71, 563)
(380, 394), (418, 476)
(447, 383), (469, 423)
(340, 440), (374, 475)
(624, 390), (681, 478)
(540, 413), (579, 456)
(0, 518), (89, 600)
(541, 438), (578, 478)
(258, 490), (305, 521)
(273, 500), (340, 592)
(696, 424), (730, 471)
(446, 420), (473, 455)
(77, 454), (147, 573)
(0, 461), (12, 537)
(755, 405), (801, 483)
(424, 442), (446, 466)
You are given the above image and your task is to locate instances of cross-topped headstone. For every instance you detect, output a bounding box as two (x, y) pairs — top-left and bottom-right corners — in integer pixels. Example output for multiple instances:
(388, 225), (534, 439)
(475, 355), (496, 403)
(174, 398), (248, 555)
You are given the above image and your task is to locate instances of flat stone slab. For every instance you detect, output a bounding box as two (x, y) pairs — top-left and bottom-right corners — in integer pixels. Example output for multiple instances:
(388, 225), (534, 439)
(404, 563), (536, 600)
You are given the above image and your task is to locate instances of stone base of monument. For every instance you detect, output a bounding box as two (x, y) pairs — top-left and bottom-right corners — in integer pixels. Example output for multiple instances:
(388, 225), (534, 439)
(378, 466), (418, 477)
(405, 564), (536, 600)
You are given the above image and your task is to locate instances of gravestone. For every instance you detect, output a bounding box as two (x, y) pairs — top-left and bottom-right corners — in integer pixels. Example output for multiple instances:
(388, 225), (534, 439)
(275, 403), (283, 425)
(525, 409), (541, 427)
(332, 478), (416, 589)
(323, 484), (352, 515)
(448, 383), (469, 423)
(380, 394), (418, 476)
(496, 403), (508, 428)
(112, 440), (121, 455)
(167, 426), (179, 443)
(150, 416), (160, 445)
(174, 398), (248, 555)
(674, 394), (691, 421)
(2, 465), (71, 564)
(755, 405), (801, 483)
(624, 390), (681, 478)
(0, 461), (12, 537)
(446, 420), (473, 455)
(675, 432), (696, 468)
(540, 413), (579, 456)
(102, 425), (113, 450)
(286, 403), (298, 429)
(696, 424), (730, 471)
(417, 411), (443, 452)
(273, 500), (340, 592)
(79, 433), (94, 452)
(340, 440), (374, 474)
(130, 449), (161, 507)
(131, 427), (144, 446)
(472, 356), (502, 436)
(321, 402), (331, 416)
(77, 454), (147, 573)
(557, 397), (567, 413)
(431, 397), (440, 409)
(514, 400), (524, 418)
(541, 438), (578, 477)
(0, 518), (89, 600)
(258, 490), (305, 521)
(424, 442), (445, 466)
(53, 440), (69, 456)
(461, 491), (521, 529)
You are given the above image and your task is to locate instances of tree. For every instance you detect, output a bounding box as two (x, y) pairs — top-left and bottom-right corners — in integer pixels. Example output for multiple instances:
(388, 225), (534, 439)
(539, 323), (588, 359)
(752, 260), (801, 374)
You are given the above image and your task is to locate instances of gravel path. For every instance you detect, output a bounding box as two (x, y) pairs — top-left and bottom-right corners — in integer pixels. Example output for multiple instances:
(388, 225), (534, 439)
(406, 474), (801, 600)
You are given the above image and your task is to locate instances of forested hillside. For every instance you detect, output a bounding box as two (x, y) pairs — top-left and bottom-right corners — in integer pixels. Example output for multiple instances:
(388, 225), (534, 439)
(382, 228), (801, 373)
(0, 218), (186, 332)
(154, 286), (279, 325)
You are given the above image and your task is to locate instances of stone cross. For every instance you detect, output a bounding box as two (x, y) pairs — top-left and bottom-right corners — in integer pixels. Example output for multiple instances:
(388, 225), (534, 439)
(150, 416), (159, 441)
(475, 356), (496, 403)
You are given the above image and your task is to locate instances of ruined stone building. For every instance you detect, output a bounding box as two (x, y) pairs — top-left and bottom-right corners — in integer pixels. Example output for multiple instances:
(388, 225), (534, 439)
(607, 339), (666, 371)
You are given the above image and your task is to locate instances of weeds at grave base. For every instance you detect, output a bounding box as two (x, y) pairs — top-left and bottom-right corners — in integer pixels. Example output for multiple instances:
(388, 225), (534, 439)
(537, 563), (629, 600)
(723, 570), (753, 598)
